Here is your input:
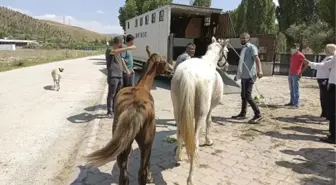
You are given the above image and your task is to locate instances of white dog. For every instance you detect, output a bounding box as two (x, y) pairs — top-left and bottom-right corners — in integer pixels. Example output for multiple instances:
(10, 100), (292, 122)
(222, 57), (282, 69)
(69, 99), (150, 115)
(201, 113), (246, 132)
(51, 68), (64, 91)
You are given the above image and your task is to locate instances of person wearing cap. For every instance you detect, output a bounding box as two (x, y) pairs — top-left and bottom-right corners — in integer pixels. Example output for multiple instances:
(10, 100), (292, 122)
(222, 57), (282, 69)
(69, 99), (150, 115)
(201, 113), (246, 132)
(120, 34), (136, 87)
(105, 36), (136, 118)
(304, 44), (336, 144)
(173, 43), (196, 71)
(232, 32), (263, 124)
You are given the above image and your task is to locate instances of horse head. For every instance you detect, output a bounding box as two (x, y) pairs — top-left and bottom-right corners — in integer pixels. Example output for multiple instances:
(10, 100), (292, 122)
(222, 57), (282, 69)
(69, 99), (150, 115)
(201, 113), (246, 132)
(143, 45), (173, 75)
(209, 37), (229, 69)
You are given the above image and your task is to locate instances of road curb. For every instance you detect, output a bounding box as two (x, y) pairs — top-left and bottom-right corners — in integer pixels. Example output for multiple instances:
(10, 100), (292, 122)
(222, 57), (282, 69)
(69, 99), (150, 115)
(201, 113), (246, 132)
(65, 82), (108, 184)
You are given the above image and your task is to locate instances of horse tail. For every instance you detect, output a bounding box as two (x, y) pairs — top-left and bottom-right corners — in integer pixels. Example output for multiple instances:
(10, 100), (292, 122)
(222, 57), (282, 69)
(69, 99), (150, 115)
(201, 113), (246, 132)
(175, 72), (196, 162)
(85, 107), (143, 167)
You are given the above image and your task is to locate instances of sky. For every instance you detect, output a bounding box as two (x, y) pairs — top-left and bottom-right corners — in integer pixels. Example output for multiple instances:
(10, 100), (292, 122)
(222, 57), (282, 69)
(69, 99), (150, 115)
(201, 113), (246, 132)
(1, 0), (279, 34)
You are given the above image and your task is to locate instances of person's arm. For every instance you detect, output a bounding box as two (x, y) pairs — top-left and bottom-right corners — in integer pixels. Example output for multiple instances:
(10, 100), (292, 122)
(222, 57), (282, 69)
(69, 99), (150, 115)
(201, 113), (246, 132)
(252, 45), (263, 77)
(111, 45), (136, 55)
(305, 56), (335, 70)
(120, 58), (131, 74)
(300, 54), (308, 76)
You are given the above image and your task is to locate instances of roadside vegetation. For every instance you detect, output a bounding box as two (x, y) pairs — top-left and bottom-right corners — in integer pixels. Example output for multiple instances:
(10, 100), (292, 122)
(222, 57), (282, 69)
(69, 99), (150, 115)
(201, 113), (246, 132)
(0, 49), (103, 72)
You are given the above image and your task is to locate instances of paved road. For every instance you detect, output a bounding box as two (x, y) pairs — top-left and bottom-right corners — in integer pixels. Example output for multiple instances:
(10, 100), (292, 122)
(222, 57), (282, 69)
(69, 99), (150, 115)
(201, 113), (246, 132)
(0, 55), (107, 185)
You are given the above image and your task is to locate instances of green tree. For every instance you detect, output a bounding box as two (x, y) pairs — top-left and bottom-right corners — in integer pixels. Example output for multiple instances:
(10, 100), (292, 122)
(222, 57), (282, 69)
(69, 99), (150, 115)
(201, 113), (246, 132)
(276, 0), (319, 32)
(232, 0), (248, 34)
(118, 0), (172, 31)
(193, 0), (211, 7)
(286, 21), (333, 53)
(245, 0), (276, 34)
(317, 0), (335, 31)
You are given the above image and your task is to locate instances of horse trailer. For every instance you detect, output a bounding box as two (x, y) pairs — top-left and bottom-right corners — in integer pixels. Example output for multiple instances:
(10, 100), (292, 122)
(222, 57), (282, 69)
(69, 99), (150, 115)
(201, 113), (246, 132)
(124, 3), (236, 76)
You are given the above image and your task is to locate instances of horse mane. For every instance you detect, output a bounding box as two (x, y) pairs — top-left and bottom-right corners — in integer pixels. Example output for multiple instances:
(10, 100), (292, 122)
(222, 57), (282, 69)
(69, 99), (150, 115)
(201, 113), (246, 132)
(137, 53), (160, 84)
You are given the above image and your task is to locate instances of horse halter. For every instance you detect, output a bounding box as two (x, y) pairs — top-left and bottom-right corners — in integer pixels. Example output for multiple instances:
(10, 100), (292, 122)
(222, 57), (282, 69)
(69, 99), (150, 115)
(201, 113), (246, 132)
(217, 46), (228, 67)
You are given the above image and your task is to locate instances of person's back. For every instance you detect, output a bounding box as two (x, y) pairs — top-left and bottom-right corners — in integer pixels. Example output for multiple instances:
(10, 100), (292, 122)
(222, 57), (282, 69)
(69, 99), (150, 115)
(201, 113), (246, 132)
(106, 48), (123, 78)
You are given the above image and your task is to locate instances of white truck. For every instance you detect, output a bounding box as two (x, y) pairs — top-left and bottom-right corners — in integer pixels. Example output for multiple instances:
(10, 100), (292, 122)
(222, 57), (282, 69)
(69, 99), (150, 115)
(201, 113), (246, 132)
(124, 3), (237, 75)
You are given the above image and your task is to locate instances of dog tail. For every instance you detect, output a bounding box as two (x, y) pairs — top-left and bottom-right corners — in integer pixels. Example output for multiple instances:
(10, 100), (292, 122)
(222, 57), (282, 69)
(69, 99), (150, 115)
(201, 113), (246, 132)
(85, 107), (143, 167)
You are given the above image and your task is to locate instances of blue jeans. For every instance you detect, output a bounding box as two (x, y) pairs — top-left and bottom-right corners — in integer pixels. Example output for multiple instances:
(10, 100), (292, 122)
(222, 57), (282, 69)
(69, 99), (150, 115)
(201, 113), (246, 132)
(288, 74), (300, 107)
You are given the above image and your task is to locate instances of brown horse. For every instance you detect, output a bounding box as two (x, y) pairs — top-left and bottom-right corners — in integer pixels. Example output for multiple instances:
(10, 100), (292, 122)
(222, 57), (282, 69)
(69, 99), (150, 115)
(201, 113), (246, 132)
(85, 46), (173, 185)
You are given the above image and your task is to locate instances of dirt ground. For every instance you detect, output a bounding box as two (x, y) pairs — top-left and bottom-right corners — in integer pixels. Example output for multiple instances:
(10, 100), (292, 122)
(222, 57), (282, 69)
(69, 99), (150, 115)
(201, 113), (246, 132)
(68, 75), (335, 185)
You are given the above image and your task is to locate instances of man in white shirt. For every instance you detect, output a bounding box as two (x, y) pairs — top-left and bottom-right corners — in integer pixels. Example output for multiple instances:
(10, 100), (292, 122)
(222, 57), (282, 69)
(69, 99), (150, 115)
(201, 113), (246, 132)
(304, 44), (336, 144)
(315, 45), (335, 118)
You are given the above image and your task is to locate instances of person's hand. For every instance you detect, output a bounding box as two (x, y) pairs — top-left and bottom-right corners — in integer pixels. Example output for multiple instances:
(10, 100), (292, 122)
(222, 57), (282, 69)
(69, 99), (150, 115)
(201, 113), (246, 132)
(257, 71), (263, 79)
(234, 76), (237, 81)
(298, 73), (302, 80)
(303, 59), (309, 65)
(130, 70), (135, 74)
(128, 45), (136, 50)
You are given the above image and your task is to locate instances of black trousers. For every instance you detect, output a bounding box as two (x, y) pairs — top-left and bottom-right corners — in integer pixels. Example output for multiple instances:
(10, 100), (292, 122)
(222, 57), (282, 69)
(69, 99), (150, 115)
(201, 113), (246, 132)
(326, 84), (335, 139)
(122, 73), (134, 88)
(240, 78), (261, 116)
(317, 79), (329, 117)
(107, 77), (123, 113)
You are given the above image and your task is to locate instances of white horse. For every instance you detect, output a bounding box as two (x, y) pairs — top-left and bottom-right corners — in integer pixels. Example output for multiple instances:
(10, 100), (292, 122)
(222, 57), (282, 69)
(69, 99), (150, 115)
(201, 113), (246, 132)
(171, 37), (229, 185)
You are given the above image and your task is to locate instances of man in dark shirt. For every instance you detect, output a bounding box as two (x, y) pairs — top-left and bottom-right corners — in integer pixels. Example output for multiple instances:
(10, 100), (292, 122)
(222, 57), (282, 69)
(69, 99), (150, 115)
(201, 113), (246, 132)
(105, 36), (135, 117)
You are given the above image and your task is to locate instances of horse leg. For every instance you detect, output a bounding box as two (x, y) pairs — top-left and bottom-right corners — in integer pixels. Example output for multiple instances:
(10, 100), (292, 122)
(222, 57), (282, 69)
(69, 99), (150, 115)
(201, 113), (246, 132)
(187, 156), (195, 185)
(205, 109), (214, 146)
(117, 145), (132, 185)
(195, 116), (206, 153)
(173, 107), (183, 162)
(53, 80), (56, 90)
(137, 125), (155, 185)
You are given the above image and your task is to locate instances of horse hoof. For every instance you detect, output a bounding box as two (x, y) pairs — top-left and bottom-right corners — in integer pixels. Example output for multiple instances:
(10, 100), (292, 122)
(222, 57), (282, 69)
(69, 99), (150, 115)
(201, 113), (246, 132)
(174, 146), (177, 153)
(146, 175), (154, 183)
(206, 140), (213, 146)
(187, 178), (194, 185)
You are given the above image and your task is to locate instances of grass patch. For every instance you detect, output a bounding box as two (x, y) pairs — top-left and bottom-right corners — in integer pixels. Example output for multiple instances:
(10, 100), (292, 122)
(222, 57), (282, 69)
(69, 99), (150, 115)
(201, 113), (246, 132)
(166, 136), (177, 143)
(0, 49), (103, 72)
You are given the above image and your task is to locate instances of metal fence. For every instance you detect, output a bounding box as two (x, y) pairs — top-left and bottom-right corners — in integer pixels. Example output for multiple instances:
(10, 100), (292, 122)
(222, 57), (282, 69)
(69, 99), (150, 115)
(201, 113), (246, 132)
(272, 53), (327, 77)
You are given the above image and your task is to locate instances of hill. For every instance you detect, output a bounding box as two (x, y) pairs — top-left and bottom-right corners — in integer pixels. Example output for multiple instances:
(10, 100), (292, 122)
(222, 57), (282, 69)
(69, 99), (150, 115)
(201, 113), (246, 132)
(0, 6), (113, 48)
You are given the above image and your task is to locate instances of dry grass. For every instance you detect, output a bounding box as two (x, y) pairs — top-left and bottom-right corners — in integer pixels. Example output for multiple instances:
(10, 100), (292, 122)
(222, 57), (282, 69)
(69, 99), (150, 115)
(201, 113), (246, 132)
(0, 49), (102, 72)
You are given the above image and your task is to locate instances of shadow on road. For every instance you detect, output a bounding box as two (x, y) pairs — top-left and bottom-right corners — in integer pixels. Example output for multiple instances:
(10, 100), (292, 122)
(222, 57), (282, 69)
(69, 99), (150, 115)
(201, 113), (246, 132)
(70, 120), (177, 185)
(274, 114), (326, 125)
(43, 85), (54, 91)
(67, 104), (108, 124)
(92, 61), (106, 65)
(88, 58), (106, 61)
(276, 147), (335, 185)
(67, 112), (106, 124)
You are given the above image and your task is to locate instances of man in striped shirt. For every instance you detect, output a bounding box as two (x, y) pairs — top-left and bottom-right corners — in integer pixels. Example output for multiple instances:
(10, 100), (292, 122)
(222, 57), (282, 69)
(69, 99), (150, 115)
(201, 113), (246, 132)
(173, 43), (196, 71)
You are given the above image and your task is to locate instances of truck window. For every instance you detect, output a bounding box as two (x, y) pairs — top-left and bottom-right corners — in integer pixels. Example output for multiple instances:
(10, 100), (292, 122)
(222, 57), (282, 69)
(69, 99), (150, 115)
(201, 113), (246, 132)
(140, 17), (143, 26)
(152, 13), (156, 23)
(159, 10), (164, 21)
(127, 22), (130, 29)
(135, 19), (138, 27)
(145, 15), (149, 25)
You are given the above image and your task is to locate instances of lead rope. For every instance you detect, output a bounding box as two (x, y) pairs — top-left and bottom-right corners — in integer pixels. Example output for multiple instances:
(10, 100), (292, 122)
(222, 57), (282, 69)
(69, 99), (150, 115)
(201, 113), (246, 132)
(227, 42), (270, 109)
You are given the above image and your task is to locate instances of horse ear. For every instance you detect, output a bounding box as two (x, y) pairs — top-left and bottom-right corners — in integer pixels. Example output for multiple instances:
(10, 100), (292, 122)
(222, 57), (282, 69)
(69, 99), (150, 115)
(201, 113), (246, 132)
(146, 45), (151, 58)
(211, 36), (216, 43)
(225, 39), (229, 45)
